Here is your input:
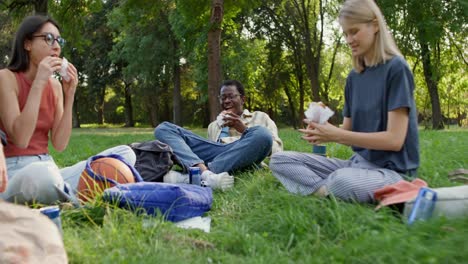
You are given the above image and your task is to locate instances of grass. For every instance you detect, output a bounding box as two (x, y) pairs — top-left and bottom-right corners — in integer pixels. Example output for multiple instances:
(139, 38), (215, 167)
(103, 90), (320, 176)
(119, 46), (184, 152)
(50, 127), (468, 264)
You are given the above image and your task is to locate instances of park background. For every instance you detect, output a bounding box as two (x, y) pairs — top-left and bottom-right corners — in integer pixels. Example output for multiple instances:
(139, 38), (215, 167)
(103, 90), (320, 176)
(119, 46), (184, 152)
(1, 0), (467, 263)
(0, 0), (466, 130)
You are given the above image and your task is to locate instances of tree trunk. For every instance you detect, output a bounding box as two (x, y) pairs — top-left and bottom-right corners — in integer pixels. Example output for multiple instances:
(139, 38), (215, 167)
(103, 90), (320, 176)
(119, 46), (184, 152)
(283, 84), (297, 129)
(34, 0), (48, 15)
(292, 43), (305, 127)
(207, 0), (223, 122)
(419, 40), (444, 129)
(296, 0), (323, 102)
(72, 96), (81, 128)
(124, 82), (134, 127)
(173, 41), (182, 125)
(97, 87), (105, 124)
(203, 102), (211, 128)
(323, 39), (340, 104)
(146, 96), (159, 127)
(299, 75), (305, 127)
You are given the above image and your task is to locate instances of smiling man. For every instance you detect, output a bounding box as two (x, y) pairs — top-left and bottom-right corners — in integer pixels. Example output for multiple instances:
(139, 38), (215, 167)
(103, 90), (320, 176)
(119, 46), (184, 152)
(154, 80), (283, 190)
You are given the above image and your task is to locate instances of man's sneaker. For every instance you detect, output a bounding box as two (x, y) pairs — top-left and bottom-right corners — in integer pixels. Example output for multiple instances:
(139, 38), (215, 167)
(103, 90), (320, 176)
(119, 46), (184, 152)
(201, 170), (234, 191)
(163, 170), (189, 184)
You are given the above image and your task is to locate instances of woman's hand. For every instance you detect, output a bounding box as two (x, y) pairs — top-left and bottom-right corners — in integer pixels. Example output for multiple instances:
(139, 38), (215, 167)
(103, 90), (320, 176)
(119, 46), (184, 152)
(61, 61), (78, 98)
(0, 145), (7, 193)
(223, 111), (247, 133)
(299, 121), (341, 145)
(34, 56), (62, 87)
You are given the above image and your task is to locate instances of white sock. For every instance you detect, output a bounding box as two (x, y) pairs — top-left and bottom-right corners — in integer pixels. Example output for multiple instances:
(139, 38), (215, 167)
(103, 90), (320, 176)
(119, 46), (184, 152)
(201, 170), (234, 190)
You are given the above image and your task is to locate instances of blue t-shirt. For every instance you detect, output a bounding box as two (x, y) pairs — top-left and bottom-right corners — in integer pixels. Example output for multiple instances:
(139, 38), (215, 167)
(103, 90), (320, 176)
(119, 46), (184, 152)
(343, 56), (419, 173)
(218, 126), (230, 142)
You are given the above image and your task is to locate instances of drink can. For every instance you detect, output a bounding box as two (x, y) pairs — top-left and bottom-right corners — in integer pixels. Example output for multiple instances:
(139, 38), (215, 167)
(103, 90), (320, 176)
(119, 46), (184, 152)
(39, 205), (63, 235)
(312, 145), (327, 156)
(189, 167), (201, 186)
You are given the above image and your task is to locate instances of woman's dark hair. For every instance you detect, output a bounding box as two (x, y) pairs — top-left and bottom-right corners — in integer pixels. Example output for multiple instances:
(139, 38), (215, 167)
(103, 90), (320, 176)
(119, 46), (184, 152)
(221, 80), (245, 96)
(7, 15), (60, 72)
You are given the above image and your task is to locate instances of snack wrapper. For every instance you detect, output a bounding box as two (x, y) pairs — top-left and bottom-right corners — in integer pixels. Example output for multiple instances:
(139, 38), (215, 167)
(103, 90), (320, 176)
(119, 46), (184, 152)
(216, 112), (232, 127)
(60, 57), (70, 81)
(216, 114), (225, 127)
(304, 102), (334, 124)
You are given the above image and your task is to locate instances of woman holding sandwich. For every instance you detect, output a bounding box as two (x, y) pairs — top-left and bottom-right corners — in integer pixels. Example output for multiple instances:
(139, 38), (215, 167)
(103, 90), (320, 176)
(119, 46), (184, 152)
(0, 15), (135, 204)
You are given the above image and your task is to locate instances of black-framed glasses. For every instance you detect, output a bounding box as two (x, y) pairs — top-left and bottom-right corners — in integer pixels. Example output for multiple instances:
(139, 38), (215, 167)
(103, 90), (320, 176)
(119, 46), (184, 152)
(32, 33), (65, 47)
(218, 94), (241, 102)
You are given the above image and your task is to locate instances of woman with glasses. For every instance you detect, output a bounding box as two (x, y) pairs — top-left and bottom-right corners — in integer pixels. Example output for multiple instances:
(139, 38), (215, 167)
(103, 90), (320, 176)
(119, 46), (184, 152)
(269, 0), (419, 203)
(0, 15), (135, 204)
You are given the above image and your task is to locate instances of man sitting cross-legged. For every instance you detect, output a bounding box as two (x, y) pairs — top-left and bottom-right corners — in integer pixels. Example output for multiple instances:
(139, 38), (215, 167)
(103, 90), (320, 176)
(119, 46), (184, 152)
(154, 80), (283, 190)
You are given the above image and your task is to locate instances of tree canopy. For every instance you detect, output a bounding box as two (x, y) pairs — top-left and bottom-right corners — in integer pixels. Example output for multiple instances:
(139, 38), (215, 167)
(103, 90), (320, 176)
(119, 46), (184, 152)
(0, 0), (466, 129)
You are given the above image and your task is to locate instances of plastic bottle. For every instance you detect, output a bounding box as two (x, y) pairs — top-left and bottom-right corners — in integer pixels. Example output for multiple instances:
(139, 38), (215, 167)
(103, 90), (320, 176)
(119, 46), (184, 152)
(407, 187), (437, 225)
(39, 206), (63, 235)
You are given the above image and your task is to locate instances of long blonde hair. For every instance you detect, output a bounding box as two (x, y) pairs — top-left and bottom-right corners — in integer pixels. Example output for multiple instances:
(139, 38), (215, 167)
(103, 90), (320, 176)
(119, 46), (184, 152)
(339, 0), (401, 73)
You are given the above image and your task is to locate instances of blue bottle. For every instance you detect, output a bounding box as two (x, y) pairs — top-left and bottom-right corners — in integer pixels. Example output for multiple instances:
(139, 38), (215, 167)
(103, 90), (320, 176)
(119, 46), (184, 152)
(189, 167), (201, 186)
(40, 206), (63, 235)
(408, 187), (437, 225)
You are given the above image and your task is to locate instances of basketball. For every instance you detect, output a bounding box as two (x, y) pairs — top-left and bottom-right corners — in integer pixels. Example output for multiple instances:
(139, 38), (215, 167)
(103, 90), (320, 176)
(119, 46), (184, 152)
(78, 157), (135, 202)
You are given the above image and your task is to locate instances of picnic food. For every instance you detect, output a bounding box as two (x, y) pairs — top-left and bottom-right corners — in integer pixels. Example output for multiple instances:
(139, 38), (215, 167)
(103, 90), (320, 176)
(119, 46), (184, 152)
(59, 57), (70, 81)
(304, 102), (334, 124)
(216, 112), (232, 127)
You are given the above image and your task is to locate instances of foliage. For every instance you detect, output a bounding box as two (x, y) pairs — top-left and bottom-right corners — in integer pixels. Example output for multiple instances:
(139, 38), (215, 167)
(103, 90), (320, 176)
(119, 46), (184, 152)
(380, 0), (468, 129)
(0, 9), (14, 67)
(0, 0), (466, 128)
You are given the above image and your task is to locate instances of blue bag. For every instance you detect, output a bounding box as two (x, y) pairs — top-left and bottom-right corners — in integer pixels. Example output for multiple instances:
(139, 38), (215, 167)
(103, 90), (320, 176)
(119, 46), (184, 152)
(102, 182), (212, 222)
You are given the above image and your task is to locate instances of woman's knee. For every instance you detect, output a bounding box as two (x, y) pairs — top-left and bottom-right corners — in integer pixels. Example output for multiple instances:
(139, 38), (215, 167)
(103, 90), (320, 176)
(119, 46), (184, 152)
(269, 151), (294, 173)
(326, 169), (376, 202)
(7, 162), (64, 204)
(326, 170), (360, 199)
(114, 145), (136, 165)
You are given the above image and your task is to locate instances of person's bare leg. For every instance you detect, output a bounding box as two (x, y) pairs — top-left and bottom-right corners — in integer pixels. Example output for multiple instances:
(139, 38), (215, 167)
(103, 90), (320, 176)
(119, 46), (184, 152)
(313, 185), (329, 197)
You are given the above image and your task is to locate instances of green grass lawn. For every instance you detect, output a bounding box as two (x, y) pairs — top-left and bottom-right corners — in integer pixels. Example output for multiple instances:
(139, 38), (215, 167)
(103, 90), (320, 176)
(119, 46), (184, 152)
(51, 127), (468, 264)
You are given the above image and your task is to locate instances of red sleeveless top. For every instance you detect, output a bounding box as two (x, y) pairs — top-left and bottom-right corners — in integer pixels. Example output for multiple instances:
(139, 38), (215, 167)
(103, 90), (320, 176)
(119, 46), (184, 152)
(1, 72), (56, 157)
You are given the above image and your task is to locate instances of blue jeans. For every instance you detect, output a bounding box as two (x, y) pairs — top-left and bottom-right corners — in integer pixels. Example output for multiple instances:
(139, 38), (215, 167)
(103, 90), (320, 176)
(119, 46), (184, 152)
(154, 122), (273, 173)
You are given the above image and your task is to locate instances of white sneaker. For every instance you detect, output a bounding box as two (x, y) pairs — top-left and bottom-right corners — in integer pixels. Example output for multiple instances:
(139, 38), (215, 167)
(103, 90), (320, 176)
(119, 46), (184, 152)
(201, 170), (234, 190)
(163, 170), (189, 184)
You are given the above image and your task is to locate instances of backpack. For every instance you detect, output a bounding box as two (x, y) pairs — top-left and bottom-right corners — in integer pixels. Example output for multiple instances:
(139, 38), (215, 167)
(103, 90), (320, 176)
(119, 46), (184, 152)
(103, 182), (213, 222)
(129, 140), (180, 182)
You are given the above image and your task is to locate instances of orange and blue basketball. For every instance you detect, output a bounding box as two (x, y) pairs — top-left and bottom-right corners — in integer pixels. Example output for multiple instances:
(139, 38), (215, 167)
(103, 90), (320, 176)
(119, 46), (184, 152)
(78, 157), (135, 202)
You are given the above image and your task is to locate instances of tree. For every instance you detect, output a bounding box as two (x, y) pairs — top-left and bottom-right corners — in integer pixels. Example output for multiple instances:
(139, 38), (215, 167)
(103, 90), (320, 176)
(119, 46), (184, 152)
(108, 0), (179, 126)
(81, 2), (116, 125)
(381, 0), (467, 129)
(0, 0), (47, 14)
(207, 0), (224, 121)
(0, 10), (14, 68)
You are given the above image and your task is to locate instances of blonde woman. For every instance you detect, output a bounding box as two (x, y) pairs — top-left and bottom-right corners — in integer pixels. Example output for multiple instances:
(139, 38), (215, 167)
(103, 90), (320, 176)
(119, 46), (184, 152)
(269, 0), (419, 203)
